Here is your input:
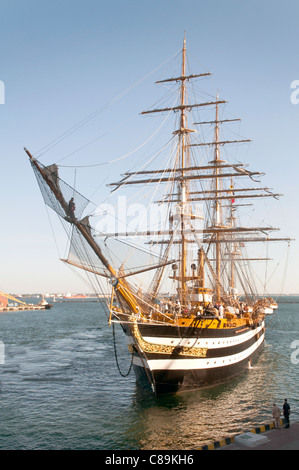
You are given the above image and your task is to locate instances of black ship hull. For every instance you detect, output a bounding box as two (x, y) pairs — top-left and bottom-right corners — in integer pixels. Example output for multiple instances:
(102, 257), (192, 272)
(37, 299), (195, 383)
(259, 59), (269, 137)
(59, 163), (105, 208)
(126, 320), (265, 395)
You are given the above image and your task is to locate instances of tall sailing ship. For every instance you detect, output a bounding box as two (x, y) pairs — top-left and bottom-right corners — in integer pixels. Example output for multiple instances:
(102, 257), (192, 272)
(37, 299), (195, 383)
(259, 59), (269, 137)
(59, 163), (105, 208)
(25, 38), (291, 395)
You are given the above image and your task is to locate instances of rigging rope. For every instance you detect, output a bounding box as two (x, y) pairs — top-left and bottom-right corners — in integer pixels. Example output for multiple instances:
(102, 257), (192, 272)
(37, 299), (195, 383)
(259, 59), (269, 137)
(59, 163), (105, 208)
(279, 243), (291, 295)
(112, 322), (133, 377)
(34, 50), (180, 160)
(57, 79), (178, 169)
(263, 242), (269, 296)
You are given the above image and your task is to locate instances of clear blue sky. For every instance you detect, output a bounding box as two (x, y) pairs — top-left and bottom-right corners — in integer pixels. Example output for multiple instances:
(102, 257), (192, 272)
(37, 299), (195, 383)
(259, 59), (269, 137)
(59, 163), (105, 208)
(0, 0), (298, 294)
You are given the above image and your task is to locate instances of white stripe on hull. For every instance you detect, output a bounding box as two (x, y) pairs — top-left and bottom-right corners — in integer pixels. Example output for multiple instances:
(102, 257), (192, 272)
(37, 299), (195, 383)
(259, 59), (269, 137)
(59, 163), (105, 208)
(133, 332), (264, 371)
(140, 323), (264, 350)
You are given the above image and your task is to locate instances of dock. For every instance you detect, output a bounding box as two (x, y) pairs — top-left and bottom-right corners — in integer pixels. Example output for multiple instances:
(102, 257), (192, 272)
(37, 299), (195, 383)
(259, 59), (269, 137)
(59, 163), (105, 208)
(197, 415), (299, 450)
(0, 304), (52, 313)
(0, 290), (52, 313)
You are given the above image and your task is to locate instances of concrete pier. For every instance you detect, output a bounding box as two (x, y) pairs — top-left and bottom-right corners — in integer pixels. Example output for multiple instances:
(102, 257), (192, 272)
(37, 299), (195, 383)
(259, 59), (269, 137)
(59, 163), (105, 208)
(197, 415), (299, 450)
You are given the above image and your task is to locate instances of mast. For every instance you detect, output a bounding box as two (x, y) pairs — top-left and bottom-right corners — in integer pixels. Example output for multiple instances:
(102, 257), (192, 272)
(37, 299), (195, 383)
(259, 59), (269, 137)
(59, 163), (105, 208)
(179, 34), (188, 303)
(214, 94), (222, 302)
(135, 35), (215, 304)
(198, 248), (205, 288)
(228, 179), (237, 291)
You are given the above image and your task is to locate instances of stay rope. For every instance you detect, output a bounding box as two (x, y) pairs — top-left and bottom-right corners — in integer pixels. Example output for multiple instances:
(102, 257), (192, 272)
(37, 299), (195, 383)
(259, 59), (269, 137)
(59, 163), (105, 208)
(33, 50), (180, 161)
(112, 322), (133, 378)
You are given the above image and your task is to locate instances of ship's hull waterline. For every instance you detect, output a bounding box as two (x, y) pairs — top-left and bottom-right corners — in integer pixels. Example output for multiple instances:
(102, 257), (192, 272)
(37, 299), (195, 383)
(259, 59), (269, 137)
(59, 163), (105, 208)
(124, 320), (265, 395)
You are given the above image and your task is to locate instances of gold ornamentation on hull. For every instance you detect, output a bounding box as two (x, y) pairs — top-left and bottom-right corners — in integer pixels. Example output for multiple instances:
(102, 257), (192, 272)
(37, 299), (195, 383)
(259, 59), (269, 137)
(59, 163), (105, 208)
(132, 322), (208, 357)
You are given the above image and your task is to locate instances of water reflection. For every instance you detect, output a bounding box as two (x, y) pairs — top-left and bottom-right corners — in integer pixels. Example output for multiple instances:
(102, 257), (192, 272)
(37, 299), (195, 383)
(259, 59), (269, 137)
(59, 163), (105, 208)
(129, 352), (276, 449)
(1, 299), (297, 450)
(122, 303), (299, 450)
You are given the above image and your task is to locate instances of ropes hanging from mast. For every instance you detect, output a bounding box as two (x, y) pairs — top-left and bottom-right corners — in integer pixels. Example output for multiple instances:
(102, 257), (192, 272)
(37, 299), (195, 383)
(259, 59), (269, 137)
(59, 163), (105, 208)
(33, 50), (181, 161)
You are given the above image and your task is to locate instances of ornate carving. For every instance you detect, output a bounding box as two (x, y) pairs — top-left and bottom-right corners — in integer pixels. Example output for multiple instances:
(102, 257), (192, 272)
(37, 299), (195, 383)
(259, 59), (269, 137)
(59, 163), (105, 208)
(132, 322), (207, 357)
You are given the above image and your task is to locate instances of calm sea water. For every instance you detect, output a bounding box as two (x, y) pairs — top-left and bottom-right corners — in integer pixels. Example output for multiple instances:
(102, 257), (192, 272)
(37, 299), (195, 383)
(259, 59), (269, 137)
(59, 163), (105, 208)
(0, 296), (298, 450)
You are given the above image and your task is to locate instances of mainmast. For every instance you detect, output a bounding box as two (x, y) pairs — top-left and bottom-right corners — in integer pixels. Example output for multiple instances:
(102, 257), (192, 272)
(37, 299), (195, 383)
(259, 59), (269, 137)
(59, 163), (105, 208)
(214, 94), (222, 302)
(178, 35), (188, 303)
(129, 35), (218, 304)
(229, 181), (236, 291)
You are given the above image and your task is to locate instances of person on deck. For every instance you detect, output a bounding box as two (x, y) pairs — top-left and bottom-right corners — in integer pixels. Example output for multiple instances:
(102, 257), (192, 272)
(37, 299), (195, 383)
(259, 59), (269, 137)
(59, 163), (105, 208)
(68, 197), (76, 218)
(218, 304), (224, 318)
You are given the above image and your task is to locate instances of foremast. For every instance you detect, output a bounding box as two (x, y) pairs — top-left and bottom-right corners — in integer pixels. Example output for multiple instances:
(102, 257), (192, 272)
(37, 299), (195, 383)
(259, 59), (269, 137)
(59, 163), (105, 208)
(140, 36), (223, 304)
(178, 36), (190, 304)
(214, 96), (222, 302)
